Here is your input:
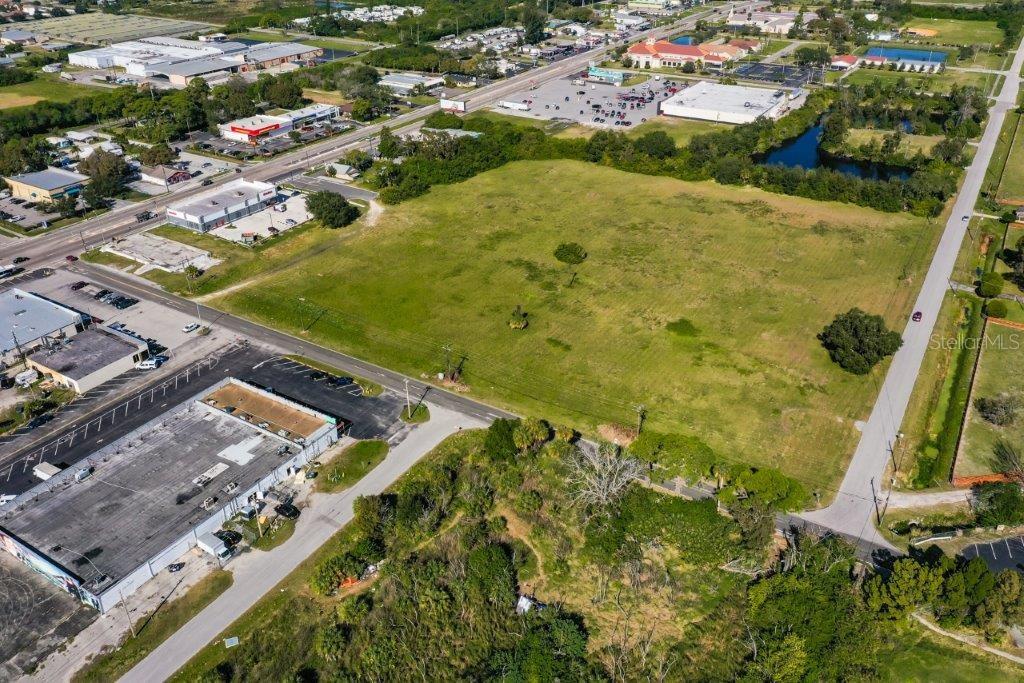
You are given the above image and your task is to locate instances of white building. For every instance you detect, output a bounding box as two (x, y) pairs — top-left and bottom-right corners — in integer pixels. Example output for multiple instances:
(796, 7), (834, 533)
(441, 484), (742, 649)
(1, 289), (85, 364)
(378, 72), (445, 95)
(725, 7), (817, 35)
(218, 103), (339, 143)
(659, 81), (798, 124)
(166, 178), (278, 232)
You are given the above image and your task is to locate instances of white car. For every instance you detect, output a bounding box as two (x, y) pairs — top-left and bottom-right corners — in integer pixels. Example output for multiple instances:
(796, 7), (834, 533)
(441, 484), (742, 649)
(135, 358), (159, 370)
(182, 322), (201, 333)
(10, 215), (24, 222)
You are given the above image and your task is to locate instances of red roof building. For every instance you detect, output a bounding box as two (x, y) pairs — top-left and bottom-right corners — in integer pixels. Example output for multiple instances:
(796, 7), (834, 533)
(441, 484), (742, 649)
(626, 38), (743, 69)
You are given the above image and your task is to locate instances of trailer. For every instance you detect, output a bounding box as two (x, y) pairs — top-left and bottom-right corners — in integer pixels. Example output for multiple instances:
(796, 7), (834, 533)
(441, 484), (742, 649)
(498, 100), (530, 112)
(196, 531), (231, 560)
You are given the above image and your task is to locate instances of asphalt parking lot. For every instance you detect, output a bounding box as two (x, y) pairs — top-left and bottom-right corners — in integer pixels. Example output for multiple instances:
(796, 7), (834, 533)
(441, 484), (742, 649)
(0, 345), (406, 497)
(0, 196), (60, 232)
(190, 119), (355, 160)
(495, 75), (680, 130)
(129, 151), (239, 196)
(962, 536), (1024, 573)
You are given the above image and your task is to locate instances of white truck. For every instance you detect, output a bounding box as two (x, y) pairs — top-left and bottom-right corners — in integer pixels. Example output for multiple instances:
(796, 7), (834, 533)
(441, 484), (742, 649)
(196, 531), (231, 560)
(33, 462), (62, 481)
(498, 100), (530, 112)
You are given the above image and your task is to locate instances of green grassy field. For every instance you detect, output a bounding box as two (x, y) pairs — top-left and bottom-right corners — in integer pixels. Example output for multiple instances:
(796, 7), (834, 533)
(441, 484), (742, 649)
(903, 18), (1004, 45)
(315, 440), (388, 493)
(957, 322), (1024, 477)
(626, 116), (732, 145)
(996, 114), (1024, 201)
(845, 128), (943, 156)
(842, 67), (998, 95)
(211, 160), (941, 489)
(880, 624), (1024, 681)
(0, 75), (97, 110)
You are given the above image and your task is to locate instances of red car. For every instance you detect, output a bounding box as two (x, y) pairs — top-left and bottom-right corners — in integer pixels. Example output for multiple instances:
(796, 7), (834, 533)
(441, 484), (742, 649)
(912, 311), (923, 322)
(65, 255), (78, 262)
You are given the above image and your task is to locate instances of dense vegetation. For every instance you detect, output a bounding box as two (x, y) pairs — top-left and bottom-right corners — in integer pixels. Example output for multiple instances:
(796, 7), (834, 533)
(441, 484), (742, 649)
(372, 84), (976, 216)
(818, 308), (904, 375)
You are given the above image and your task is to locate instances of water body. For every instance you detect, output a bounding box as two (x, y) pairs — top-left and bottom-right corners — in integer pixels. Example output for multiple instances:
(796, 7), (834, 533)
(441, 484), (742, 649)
(670, 36), (695, 45)
(759, 124), (912, 180)
(865, 46), (947, 63)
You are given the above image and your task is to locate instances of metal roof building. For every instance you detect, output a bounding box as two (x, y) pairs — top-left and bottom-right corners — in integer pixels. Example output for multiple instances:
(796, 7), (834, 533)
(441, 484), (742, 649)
(166, 178), (278, 232)
(0, 289), (85, 361)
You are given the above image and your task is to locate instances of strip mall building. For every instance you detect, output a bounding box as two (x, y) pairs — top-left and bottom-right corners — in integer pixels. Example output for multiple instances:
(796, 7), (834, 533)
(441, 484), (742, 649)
(218, 104), (340, 144)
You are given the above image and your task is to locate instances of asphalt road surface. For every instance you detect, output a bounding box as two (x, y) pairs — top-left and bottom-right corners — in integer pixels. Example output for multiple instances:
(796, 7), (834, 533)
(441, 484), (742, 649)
(962, 536), (1024, 573)
(801, 37), (1024, 550)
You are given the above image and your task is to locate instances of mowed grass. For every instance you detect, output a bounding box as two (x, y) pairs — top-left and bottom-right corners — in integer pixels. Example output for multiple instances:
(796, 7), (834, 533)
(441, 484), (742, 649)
(842, 68), (997, 95)
(902, 18), (1004, 46)
(846, 128), (944, 156)
(213, 160), (939, 489)
(879, 624), (1024, 681)
(0, 76), (97, 110)
(996, 115), (1024, 201)
(315, 440), (389, 493)
(627, 116), (732, 145)
(958, 322), (1024, 477)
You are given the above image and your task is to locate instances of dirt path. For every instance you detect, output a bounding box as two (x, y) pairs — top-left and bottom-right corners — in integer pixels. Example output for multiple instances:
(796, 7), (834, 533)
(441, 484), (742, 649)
(364, 200), (384, 227)
(495, 506), (547, 591)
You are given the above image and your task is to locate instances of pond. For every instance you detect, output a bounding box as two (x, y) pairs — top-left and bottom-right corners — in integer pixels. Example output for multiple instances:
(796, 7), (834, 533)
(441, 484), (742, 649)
(670, 36), (695, 45)
(865, 46), (947, 63)
(759, 123), (913, 180)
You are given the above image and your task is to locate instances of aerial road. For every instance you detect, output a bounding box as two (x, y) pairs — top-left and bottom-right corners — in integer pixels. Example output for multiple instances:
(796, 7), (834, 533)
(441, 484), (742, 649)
(0, 3), (736, 270)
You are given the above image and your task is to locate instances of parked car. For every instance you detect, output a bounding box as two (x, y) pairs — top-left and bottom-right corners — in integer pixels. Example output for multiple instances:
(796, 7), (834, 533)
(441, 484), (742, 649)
(10, 215), (25, 222)
(167, 562), (185, 573)
(182, 322), (201, 333)
(201, 179), (213, 186)
(275, 503), (300, 519)
(12, 256), (28, 264)
(213, 529), (242, 546)
(70, 281), (87, 290)
(135, 358), (159, 370)
(65, 255), (78, 262)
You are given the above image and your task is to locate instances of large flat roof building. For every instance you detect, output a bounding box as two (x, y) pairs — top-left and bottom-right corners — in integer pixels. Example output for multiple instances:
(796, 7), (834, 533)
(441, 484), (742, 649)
(659, 81), (799, 124)
(166, 178), (278, 232)
(27, 327), (149, 394)
(379, 72), (445, 95)
(69, 37), (323, 87)
(0, 289), (85, 362)
(4, 167), (89, 201)
(0, 378), (339, 612)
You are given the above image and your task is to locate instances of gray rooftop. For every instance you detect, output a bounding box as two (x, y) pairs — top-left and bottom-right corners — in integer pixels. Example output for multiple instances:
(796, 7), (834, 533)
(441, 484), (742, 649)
(150, 56), (236, 77)
(7, 167), (88, 191)
(0, 289), (83, 355)
(244, 42), (318, 63)
(0, 399), (293, 591)
(28, 327), (145, 380)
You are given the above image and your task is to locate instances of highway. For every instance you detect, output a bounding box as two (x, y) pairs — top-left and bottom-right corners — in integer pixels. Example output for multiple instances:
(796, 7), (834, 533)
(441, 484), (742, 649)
(801, 37), (1024, 550)
(0, 4), (734, 270)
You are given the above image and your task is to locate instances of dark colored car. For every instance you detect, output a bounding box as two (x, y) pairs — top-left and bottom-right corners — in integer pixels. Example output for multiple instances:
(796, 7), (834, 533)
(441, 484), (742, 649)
(275, 503), (300, 519)
(326, 375), (353, 388)
(912, 311), (923, 322)
(93, 289), (110, 299)
(65, 255), (78, 262)
(309, 371), (327, 381)
(12, 256), (28, 264)
(201, 179), (213, 186)
(213, 529), (243, 546)
(70, 281), (88, 290)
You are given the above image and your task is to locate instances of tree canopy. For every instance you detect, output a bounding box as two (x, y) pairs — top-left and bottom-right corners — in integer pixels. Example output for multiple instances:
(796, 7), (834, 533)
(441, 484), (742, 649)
(818, 308), (903, 374)
(306, 192), (360, 229)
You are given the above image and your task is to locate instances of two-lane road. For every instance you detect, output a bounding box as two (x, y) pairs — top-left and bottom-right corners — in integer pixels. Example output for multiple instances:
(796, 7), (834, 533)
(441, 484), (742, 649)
(801, 39), (1024, 549)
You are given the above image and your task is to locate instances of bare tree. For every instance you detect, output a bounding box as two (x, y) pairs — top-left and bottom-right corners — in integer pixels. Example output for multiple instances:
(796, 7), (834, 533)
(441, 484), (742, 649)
(993, 440), (1024, 483)
(565, 442), (642, 514)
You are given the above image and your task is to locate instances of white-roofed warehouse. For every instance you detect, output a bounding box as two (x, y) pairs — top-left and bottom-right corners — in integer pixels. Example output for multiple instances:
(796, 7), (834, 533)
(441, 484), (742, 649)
(658, 80), (802, 125)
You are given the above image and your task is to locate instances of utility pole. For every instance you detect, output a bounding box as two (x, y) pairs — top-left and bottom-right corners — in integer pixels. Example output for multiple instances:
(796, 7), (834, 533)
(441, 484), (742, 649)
(442, 343), (453, 380)
(119, 591), (137, 638)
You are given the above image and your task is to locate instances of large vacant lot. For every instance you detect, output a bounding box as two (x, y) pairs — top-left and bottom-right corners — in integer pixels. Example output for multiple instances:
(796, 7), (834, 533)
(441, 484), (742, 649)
(0, 76), (97, 110)
(903, 18), (1004, 45)
(958, 322), (1024, 478)
(215, 160), (938, 487)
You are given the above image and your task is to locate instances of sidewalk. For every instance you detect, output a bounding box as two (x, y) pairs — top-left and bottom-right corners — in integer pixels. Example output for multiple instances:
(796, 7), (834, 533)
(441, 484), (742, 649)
(119, 403), (484, 683)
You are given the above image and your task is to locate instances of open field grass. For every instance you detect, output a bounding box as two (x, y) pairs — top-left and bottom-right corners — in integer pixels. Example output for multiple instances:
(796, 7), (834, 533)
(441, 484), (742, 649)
(302, 88), (351, 106)
(957, 321), (1024, 477)
(903, 18), (1004, 46)
(211, 160), (942, 490)
(315, 440), (388, 493)
(846, 128), (943, 156)
(627, 116), (731, 145)
(880, 624), (1024, 681)
(843, 67), (998, 95)
(996, 114), (1024, 201)
(0, 76), (98, 110)
(72, 570), (232, 683)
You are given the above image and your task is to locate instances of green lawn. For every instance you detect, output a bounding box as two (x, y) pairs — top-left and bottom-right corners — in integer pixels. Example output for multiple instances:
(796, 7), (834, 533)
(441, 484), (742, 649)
(880, 624), (1024, 681)
(72, 571), (233, 683)
(400, 404), (430, 423)
(843, 67), (997, 95)
(211, 159), (941, 489)
(236, 516), (296, 551)
(626, 116), (732, 145)
(315, 440), (388, 493)
(0, 75), (97, 110)
(845, 128), (943, 156)
(902, 18), (1004, 46)
(958, 322), (1024, 477)
(996, 113), (1024, 201)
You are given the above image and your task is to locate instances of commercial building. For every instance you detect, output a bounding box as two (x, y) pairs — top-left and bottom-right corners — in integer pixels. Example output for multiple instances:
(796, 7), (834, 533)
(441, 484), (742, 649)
(166, 178), (278, 232)
(218, 103), (339, 143)
(659, 81), (797, 124)
(831, 54), (858, 70)
(69, 36), (323, 87)
(613, 11), (651, 30)
(138, 164), (191, 186)
(26, 326), (149, 394)
(4, 167), (89, 201)
(0, 377), (340, 612)
(378, 72), (445, 95)
(724, 7), (817, 34)
(626, 37), (756, 69)
(0, 29), (38, 45)
(0, 289), (85, 364)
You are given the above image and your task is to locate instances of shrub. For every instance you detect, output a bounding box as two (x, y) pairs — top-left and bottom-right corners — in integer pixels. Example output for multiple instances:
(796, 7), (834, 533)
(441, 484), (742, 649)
(986, 299), (1008, 318)
(978, 272), (1005, 298)
(553, 242), (587, 265)
(975, 393), (1021, 426)
(974, 482), (1024, 526)
(306, 191), (360, 228)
